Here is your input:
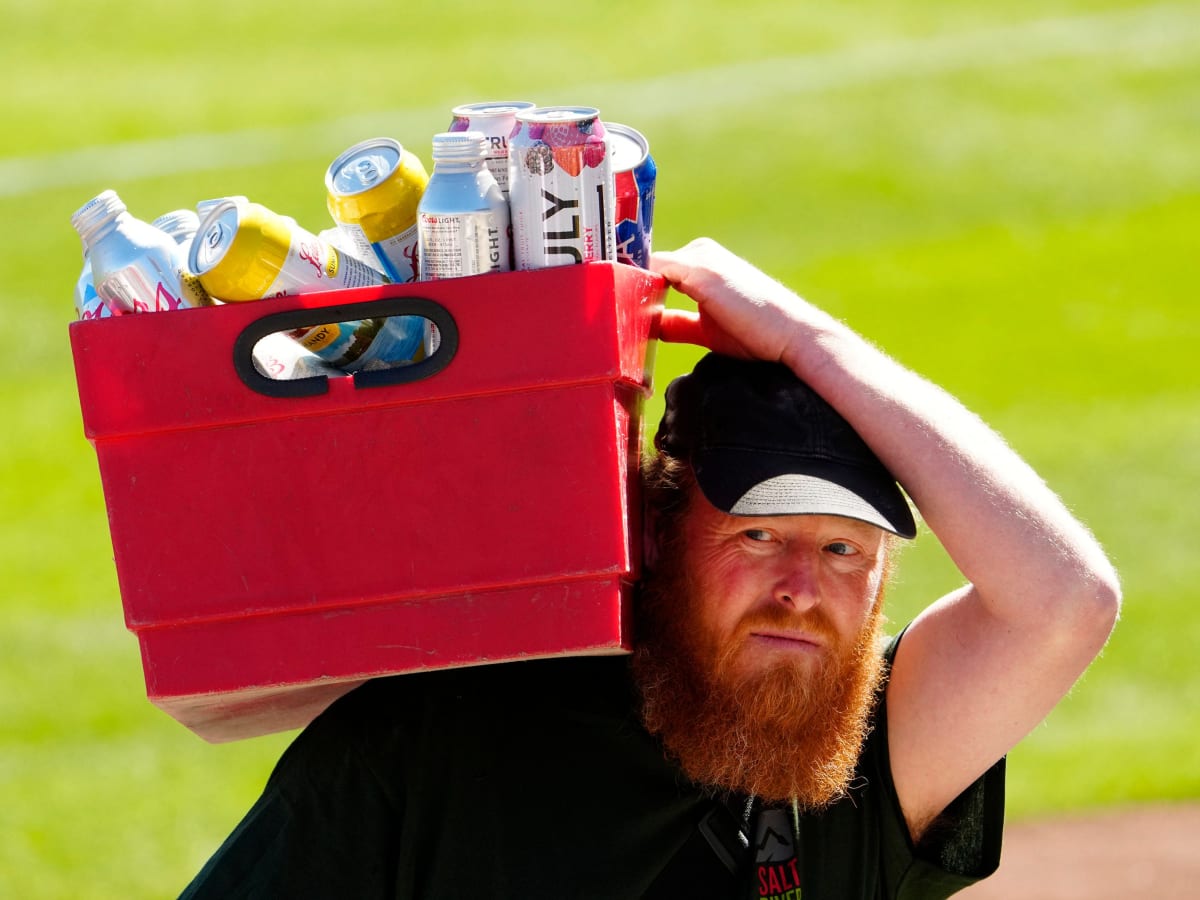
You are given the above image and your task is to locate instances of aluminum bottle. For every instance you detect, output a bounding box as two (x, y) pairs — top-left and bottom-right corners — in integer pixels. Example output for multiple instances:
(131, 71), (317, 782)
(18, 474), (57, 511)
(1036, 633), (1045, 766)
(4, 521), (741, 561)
(151, 208), (201, 246)
(74, 254), (113, 320)
(417, 131), (511, 281)
(71, 190), (208, 314)
(75, 207), (201, 319)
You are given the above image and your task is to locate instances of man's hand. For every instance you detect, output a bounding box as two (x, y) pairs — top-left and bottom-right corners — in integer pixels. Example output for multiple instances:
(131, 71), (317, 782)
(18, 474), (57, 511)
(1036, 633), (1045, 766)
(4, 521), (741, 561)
(651, 238), (840, 368)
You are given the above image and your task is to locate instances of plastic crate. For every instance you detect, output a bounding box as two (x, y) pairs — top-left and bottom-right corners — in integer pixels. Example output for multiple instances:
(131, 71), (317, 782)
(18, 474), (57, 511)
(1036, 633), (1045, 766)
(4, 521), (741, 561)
(70, 262), (664, 741)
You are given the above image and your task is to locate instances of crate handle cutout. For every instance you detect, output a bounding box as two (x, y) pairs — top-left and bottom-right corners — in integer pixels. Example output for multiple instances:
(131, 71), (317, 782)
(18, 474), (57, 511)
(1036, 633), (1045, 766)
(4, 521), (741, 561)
(232, 296), (459, 398)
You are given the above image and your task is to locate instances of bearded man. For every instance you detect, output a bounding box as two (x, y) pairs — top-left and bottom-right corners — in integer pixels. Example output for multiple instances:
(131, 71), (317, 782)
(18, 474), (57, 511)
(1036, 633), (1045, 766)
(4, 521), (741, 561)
(181, 240), (1120, 900)
(634, 354), (903, 815)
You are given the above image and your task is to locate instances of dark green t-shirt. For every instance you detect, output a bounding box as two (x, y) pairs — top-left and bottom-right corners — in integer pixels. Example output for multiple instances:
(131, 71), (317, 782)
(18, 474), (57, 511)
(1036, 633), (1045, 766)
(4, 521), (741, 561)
(180, 636), (1003, 899)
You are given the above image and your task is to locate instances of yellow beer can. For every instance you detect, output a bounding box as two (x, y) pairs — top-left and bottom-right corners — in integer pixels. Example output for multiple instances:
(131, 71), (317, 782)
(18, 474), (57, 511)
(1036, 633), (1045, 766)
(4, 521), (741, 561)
(190, 199), (386, 302)
(189, 198), (427, 372)
(325, 138), (429, 284)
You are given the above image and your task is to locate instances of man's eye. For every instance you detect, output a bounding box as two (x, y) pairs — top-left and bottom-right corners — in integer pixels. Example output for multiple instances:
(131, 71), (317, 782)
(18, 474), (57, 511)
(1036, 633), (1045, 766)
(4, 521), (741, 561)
(743, 529), (773, 542)
(825, 541), (857, 556)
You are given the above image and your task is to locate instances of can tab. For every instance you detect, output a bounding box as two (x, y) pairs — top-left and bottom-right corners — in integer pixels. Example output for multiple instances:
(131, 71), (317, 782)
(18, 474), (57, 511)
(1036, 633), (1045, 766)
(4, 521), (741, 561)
(233, 297), (458, 398)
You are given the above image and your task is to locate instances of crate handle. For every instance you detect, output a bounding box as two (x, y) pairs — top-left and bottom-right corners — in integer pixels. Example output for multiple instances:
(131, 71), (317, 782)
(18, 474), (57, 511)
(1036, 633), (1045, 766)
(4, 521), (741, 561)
(232, 296), (459, 398)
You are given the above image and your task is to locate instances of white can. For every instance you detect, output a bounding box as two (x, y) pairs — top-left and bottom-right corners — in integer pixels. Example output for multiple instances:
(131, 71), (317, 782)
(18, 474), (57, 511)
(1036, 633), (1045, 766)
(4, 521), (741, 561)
(508, 106), (616, 270)
(448, 101), (535, 197)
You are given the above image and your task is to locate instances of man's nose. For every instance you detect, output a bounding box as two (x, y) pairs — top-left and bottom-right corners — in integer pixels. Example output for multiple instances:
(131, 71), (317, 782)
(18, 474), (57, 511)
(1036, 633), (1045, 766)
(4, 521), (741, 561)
(772, 555), (821, 611)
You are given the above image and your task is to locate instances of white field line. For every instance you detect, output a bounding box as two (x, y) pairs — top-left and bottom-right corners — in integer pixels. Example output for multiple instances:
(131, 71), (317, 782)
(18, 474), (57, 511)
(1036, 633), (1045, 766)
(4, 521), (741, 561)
(3, 2), (1198, 199)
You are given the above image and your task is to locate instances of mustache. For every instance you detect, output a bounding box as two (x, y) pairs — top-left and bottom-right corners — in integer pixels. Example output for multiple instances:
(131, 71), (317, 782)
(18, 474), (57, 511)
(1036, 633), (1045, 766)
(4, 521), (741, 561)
(711, 603), (843, 683)
(730, 603), (840, 646)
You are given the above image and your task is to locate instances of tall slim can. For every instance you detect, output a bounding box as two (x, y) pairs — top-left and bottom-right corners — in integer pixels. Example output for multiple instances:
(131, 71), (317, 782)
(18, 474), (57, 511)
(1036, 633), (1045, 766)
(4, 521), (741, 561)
(508, 106), (615, 270)
(448, 101), (535, 197)
(607, 123), (657, 269)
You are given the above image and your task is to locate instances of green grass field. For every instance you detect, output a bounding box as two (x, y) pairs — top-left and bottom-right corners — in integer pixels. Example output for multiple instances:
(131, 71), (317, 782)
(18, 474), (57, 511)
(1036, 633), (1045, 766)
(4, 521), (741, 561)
(2, 0), (1197, 895)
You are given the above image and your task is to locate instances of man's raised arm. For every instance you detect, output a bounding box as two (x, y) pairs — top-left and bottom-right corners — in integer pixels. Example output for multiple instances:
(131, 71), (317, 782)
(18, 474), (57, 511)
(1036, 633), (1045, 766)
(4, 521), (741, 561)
(650, 238), (1121, 838)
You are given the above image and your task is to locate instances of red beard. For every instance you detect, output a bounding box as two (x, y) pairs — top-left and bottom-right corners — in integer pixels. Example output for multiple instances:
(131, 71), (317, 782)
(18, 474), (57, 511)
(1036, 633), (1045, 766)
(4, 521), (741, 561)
(632, 558), (886, 809)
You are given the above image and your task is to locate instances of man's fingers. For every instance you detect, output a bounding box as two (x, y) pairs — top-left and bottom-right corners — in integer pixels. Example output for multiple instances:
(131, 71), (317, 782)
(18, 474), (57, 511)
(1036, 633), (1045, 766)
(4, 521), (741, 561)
(658, 309), (707, 346)
(647, 252), (692, 295)
(658, 309), (754, 358)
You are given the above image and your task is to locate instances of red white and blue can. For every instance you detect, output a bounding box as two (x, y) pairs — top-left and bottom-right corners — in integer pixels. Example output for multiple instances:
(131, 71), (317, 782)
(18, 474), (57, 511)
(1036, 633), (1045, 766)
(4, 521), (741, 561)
(607, 123), (656, 269)
(508, 106), (616, 270)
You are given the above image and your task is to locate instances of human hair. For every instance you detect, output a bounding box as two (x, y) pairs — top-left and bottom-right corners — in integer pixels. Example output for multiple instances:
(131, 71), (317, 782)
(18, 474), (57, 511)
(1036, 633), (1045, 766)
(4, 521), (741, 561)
(640, 446), (696, 566)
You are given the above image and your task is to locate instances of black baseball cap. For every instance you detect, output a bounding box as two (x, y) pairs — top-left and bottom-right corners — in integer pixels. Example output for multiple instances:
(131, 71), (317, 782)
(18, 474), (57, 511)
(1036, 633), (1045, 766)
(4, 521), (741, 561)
(655, 353), (917, 539)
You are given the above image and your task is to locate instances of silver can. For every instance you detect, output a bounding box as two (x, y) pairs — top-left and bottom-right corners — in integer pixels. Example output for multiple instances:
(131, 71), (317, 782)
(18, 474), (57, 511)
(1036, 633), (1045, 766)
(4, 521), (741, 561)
(448, 101), (535, 197)
(508, 106), (616, 270)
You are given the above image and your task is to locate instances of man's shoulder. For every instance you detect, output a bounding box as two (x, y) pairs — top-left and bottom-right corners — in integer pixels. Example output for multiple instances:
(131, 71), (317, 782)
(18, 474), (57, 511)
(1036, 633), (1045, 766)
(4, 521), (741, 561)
(321, 654), (636, 728)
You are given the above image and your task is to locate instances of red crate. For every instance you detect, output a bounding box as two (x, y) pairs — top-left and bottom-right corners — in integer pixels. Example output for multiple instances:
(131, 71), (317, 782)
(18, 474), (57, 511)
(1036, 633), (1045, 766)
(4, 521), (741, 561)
(70, 262), (665, 742)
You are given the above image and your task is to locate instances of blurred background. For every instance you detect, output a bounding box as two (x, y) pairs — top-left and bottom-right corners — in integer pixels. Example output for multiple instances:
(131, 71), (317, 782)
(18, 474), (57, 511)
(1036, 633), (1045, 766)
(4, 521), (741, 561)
(2, 0), (1197, 895)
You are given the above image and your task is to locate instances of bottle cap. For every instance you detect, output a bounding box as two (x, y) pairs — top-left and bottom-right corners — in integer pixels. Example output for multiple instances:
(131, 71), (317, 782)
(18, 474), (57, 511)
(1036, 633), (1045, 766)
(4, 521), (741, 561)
(431, 131), (488, 163)
(71, 189), (126, 242)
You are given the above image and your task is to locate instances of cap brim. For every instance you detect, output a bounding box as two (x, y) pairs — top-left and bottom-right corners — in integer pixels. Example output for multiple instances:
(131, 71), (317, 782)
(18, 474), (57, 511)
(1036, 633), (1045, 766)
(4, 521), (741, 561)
(693, 447), (917, 539)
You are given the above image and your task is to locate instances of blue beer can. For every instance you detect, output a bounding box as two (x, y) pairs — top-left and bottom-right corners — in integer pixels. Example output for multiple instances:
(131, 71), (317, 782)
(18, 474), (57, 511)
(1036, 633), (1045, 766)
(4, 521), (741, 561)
(607, 123), (656, 269)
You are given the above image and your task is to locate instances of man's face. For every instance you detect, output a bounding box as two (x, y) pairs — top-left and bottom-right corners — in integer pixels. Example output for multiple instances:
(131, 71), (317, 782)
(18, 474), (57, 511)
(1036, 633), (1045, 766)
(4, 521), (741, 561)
(680, 490), (888, 682)
(634, 487), (890, 807)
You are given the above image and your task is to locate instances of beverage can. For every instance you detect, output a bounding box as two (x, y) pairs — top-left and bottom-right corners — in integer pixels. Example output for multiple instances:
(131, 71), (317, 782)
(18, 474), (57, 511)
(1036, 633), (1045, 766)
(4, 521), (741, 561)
(448, 101), (535, 196)
(250, 331), (343, 381)
(191, 199), (385, 301)
(190, 199), (426, 372)
(606, 123), (657, 269)
(196, 196), (248, 222)
(318, 226), (381, 272)
(325, 137), (429, 284)
(508, 106), (615, 270)
(418, 132), (512, 281)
